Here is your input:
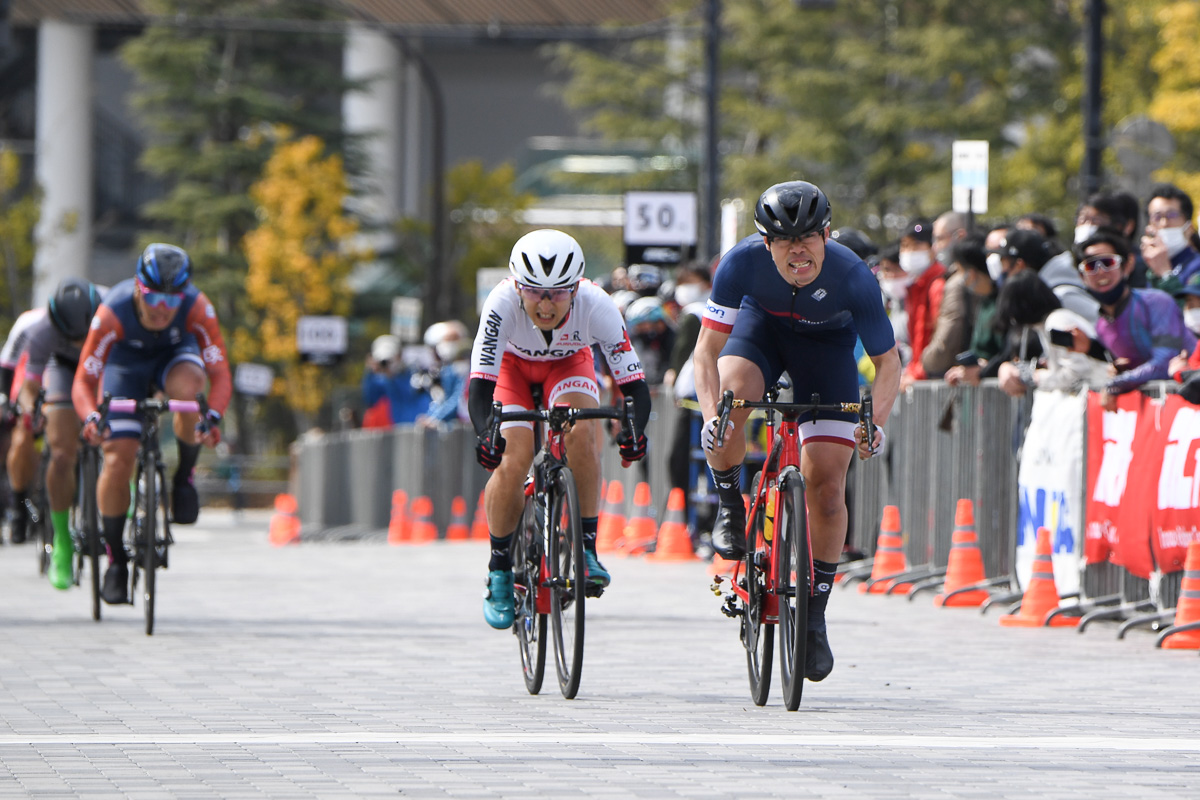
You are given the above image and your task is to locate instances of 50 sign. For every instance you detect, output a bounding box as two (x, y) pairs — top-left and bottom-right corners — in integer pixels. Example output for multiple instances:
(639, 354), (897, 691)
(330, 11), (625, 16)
(623, 192), (697, 247)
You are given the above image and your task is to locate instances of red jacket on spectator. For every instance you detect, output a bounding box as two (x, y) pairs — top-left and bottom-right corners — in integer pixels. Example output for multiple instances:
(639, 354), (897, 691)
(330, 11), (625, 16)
(904, 263), (947, 381)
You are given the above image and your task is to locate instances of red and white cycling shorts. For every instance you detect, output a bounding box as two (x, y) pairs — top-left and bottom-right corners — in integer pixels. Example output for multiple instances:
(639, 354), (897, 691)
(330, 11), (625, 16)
(494, 349), (600, 431)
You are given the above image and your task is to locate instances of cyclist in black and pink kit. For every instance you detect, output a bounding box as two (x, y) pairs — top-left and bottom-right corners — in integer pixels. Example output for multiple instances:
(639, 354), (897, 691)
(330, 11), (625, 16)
(468, 229), (651, 630)
(0, 279), (103, 587)
(695, 181), (901, 683)
(72, 243), (231, 605)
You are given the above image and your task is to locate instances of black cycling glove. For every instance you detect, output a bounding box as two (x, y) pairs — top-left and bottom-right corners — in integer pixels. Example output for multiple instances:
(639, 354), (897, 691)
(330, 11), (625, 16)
(475, 432), (506, 471)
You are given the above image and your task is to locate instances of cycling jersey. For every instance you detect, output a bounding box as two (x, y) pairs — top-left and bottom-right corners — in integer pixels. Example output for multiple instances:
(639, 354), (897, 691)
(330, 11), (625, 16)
(471, 277), (645, 387)
(0, 308), (84, 392)
(702, 234), (895, 356)
(73, 278), (232, 425)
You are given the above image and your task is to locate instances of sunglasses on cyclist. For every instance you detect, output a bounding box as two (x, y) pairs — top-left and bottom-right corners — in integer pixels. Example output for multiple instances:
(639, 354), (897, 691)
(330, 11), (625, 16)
(517, 283), (575, 302)
(135, 279), (185, 309)
(1077, 254), (1123, 275)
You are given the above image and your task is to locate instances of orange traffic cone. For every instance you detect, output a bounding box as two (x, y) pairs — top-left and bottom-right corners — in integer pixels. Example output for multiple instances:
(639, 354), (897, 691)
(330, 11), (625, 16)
(1161, 540), (1200, 649)
(860, 505), (911, 594)
(387, 490), (410, 545)
(649, 488), (697, 561)
(934, 499), (991, 607)
(999, 527), (1079, 627)
(470, 490), (489, 541)
(408, 496), (437, 545)
(622, 482), (656, 555)
(596, 480), (626, 553)
(708, 493), (751, 576)
(268, 493), (300, 546)
(445, 496), (470, 541)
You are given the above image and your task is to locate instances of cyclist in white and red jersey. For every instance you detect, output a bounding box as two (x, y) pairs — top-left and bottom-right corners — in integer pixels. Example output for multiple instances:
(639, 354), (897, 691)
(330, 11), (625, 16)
(468, 229), (652, 630)
(0, 279), (103, 586)
(72, 243), (231, 605)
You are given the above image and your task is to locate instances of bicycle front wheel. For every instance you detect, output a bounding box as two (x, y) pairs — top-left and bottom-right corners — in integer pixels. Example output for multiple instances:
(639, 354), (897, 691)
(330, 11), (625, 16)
(79, 447), (102, 621)
(743, 474), (773, 707)
(513, 493), (547, 695)
(138, 458), (159, 636)
(777, 467), (810, 711)
(548, 466), (585, 699)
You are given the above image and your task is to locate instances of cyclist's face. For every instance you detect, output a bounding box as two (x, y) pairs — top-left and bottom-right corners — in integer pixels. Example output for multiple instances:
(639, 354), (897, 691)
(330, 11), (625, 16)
(518, 283), (576, 330)
(764, 228), (827, 287)
(135, 289), (177, 331)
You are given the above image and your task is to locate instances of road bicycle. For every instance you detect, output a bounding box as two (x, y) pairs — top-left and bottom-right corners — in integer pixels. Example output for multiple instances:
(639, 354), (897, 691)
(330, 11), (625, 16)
(711, 385), (875, 710)
(484, 391), (636, 699)
(103, 393), (209, 636)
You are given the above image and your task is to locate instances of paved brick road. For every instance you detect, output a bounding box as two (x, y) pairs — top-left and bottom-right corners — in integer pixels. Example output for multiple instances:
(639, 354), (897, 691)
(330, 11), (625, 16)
(1, 510), (1198, 798)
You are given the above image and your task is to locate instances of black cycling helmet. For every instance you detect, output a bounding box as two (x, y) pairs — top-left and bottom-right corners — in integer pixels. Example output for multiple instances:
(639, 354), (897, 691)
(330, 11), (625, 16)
(136, 243), (191, 293)
(754, 181), (832, 239)
(47, 278), (101, 340)
(830, 227), (878, 260)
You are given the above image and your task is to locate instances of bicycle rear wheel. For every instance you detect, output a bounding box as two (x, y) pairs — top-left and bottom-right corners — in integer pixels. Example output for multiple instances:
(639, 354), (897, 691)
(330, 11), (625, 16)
(548, 466), (585, 699)
(743, 476), (773, 707)
(513, 493), (547, 695)
(777, 467), (810, 711)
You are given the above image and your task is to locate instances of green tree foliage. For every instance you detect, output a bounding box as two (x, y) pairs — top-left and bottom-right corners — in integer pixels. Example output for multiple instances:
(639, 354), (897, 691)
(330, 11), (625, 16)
(240, 132), (367, 424)
(553, 1), (1186, 238)
(446, 161), (535, 312)
(0, 149), (39, 327)
(120, 0), (356, 335)
(1148, 1), (1200, 203)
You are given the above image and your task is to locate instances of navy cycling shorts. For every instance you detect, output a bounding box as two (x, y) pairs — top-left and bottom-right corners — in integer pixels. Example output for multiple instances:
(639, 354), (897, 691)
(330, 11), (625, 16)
(102, 336), (204, 440)
(720, 298), (860, 429)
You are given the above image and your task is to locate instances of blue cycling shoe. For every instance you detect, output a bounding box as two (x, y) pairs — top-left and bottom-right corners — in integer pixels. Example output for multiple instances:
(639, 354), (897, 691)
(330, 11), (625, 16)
(482, 569), (515, 630)
(583, 549), (610, 589)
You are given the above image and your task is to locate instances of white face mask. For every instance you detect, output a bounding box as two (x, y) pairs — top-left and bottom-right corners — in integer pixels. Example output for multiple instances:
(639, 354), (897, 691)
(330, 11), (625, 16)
(435, 341), (460, 362)
(898, 249), (932, 281)
(1074, 224), (1098, 245)
(986, 253), (1004, 282)
(674, 283), (708, 308)
(1185, 307), (1200, 336)
(1159, 225), (1191, 257)
(880, 278), (907, 304)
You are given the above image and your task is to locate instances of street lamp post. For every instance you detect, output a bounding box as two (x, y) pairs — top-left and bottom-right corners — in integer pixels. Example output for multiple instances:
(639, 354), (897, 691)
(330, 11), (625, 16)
(1081, 0), (1104, 199)
(702, 0), (720, 263)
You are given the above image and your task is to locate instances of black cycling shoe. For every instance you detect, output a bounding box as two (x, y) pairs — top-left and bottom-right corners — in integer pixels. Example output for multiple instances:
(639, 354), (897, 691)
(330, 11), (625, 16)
(101, 562), (129, 605)
(711, 504), (747, 560)
(805, 629), (834, 682)
(171, 474), (199, 525)
(9, 506), (27, 544)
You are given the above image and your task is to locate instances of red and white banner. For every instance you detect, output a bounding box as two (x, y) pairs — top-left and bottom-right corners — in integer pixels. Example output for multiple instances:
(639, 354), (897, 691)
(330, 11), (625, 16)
(1084, 391), (1200, 578)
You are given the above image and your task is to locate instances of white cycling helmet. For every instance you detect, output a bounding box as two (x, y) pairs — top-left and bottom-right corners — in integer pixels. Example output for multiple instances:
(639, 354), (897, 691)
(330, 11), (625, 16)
(508, 229), (586, 289)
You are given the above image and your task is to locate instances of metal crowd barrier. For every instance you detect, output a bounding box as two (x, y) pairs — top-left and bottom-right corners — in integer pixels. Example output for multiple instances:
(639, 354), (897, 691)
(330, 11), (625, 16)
(291, 380), (1183, 626)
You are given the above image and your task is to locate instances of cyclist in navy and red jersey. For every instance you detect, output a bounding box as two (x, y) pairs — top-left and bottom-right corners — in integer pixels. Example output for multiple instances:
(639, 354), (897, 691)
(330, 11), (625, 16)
(72, 243), (231, 605)
(694, 181), (901, 683)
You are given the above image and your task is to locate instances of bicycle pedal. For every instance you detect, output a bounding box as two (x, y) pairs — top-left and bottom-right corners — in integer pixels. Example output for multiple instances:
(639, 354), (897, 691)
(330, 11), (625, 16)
(584, 584), (605, 598)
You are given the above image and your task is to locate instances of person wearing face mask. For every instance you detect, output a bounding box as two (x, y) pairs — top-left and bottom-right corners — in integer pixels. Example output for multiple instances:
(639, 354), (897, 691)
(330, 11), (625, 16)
(1075, 230), (1194, 411)
(1168, 274), (1200, 387)
(943, 236), (1005, 387)
(897, 219), (947, 391)
(416, 320), (471, 429)
(920, 211), (974, 378)
(989, 227), (1099, 325)
(1072, 190), (1149, 288)
(1141, 183), (1200, 301)
(874, 245), (911, 368)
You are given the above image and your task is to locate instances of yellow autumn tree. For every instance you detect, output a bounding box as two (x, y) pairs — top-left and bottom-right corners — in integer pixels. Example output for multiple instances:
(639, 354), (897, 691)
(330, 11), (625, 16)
(0, 148), (40, 328)
(1149, 2), (1200, 201)
(239, 132), (366, 420)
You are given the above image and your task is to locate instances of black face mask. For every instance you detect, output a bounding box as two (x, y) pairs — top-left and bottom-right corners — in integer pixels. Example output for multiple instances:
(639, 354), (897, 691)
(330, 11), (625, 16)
(1088, 278), (1127, 306)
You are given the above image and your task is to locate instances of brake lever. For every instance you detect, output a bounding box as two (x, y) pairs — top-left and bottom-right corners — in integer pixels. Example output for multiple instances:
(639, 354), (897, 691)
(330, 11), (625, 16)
(715, 389), (734, 448)
(861, 395), (877, 455)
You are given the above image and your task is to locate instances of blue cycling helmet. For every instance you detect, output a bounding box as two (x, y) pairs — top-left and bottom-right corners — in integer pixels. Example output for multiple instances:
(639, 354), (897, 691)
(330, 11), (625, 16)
(624, 296), (668, 328)
(48, 278), (101, 340)
(136, 243), (191, 292)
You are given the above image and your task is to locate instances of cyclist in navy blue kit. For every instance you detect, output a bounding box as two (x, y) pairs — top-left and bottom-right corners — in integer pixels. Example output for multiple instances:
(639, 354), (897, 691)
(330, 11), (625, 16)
(694, 181), (902, 682)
